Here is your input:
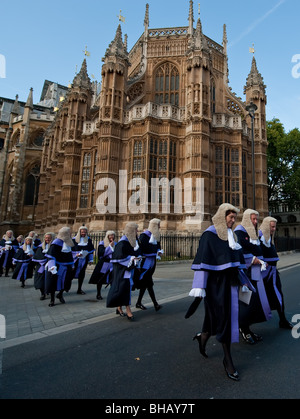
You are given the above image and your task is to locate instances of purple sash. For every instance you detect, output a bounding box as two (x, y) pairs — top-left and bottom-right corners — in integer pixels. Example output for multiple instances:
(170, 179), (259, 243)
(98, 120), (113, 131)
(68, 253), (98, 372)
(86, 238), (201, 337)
(261, 265), (283, 308)
(251, 265), (272, 321)
(231, 286), (239, 343)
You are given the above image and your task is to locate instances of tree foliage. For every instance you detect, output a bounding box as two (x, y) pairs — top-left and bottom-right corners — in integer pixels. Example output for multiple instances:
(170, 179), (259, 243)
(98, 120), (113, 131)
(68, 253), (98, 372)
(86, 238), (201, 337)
(267, 118), (300, 207)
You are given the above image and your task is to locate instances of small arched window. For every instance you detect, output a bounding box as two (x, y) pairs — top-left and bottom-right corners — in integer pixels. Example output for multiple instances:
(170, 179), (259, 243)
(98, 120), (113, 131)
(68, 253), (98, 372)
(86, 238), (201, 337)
(24, 165), (40, 206)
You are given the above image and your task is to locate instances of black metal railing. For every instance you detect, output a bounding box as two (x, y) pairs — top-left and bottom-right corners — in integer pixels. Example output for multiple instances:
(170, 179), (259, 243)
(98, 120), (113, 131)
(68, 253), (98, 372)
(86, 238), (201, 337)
(88, 232), (299, 264)
(89, 232), (202, 262)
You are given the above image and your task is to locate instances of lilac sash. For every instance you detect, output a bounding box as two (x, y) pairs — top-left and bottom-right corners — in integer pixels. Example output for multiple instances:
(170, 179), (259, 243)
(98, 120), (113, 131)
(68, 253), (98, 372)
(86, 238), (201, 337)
(251, 265), (272, 320)
(231, 286), (239, 343)
(261, 265), (283, 308)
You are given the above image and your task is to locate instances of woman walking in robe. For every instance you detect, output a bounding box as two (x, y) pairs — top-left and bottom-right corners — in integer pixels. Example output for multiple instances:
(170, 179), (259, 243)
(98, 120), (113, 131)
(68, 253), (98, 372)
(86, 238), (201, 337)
(135, 219), (163, 311)
(259, 217), (293, 329)
(106, 223), (141, 320)
(0, 230), (18, 277)
(45, 227), (75, 307)
(32, 232), (55, 300)
(12, 236), (35, 287)
(189, 203), (244, 381)
(89, 231), (116, 300)
(72, 226), (95, 295)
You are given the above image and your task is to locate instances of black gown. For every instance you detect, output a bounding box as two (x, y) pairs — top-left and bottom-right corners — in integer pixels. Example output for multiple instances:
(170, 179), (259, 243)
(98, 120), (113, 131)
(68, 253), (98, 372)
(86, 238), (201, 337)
(45, 239), (75, 294)
(134, 230), (160, 289)
(0, 238), (18, 276)
(106, 237), (140, 308)
(32, 244), (49, 291)
(234, 225), (272, 326)
(72, 237), (95, 281)
(190, 226), (242, 344)
(12, 248), (34, 281)
(89, 241), (114, 286)
(259, 231), (286, 314)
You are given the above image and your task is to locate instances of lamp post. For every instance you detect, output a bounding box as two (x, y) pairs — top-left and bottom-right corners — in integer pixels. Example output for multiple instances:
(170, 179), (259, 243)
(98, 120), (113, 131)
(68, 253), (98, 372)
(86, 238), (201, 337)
(246, 101), (258, 210)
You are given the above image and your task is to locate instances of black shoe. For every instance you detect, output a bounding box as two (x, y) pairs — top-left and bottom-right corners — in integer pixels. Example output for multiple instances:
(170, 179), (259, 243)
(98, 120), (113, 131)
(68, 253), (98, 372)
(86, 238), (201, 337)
(154, 304), (162, 311)
(239, 328), (256, 344)
(49, 301), (55, 307)
(96, 294), (103, 300)
(56, 294), (65, 304)
(193, 333), (208, 358)
(77, 290), (86, 295)
(127, 315), (134, 321)
(250, 331), (263, 342)
(40, 295), (46, 301)
(116, 308), (126, 317)
(279, 319), (293, 330)
(223, 359), (240, 381)
(136, 303), (147, 310)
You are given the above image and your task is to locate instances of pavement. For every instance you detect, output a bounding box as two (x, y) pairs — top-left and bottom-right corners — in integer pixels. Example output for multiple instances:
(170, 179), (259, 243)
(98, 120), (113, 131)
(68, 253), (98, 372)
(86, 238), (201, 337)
(0, 251), (299, 349)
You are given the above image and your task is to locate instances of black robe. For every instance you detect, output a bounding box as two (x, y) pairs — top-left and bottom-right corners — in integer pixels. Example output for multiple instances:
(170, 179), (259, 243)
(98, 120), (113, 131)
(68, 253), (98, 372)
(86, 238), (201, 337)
(45, 239), (75, 294)
(259, 231), (286, 313)
(106, 237), (140, 308)
(234, 225), (272, 326)
(190, 226), (242, 344)
(32, 244), (49, 291)
(72, 237), (95, 280)
(89, 241), (114, 285)
(12, 248), (34, 281)
(0, 238), (18, 275)
(134, 230), (160, 289)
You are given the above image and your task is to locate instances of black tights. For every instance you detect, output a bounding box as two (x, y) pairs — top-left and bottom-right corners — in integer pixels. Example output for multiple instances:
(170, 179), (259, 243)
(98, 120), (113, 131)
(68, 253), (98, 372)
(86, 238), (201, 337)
(201, 332), (236, 374)
(137, 286), (158, 306)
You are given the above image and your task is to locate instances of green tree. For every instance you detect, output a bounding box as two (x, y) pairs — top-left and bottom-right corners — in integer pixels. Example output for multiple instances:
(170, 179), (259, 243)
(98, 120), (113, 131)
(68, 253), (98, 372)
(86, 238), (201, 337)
(267, 118), (300, 207)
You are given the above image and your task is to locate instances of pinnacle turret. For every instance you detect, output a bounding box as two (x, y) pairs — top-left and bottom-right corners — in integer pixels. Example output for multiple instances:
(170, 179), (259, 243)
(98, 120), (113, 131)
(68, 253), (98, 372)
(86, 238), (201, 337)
(72, 59), (92, 90)
(244, 56), (266, 92)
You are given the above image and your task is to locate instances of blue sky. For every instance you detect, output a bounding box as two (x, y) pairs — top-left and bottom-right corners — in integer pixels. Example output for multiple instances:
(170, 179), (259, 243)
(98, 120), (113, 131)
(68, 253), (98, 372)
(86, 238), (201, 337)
(1, 0), (299, 132)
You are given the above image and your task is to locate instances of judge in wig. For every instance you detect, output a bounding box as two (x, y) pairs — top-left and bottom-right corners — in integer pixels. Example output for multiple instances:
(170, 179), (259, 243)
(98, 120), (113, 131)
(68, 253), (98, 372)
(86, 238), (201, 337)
(189, 203), (244, 381)
(259, 217), (292, 329)
(235, 209), (272, 344)
(135, 218), (163, 311)
(0, 230), (18, 277)
(72, 226), (95, 295)
(106, 222), (141, 320)
(89, 230), (116, 300)
(32, 232), (55, 300)
(45, 227), (75, 307)
(12, 236), (35, 287)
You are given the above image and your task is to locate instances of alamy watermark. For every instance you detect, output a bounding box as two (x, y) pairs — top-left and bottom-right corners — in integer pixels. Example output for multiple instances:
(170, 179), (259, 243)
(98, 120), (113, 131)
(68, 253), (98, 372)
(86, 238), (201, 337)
(291, 54), (300, 79)
(95, 171), (204, 224)
(0, 54), (6, 78)
(0, 314), (6, 339)
(291, 314), (300, 339)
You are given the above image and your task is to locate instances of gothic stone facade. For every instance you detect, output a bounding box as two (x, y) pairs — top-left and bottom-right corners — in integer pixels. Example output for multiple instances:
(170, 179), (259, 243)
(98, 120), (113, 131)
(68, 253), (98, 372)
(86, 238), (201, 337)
(0, 1), (269, 236)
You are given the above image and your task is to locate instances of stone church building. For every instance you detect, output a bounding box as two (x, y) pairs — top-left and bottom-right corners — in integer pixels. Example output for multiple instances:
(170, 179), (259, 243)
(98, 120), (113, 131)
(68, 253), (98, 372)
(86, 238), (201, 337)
(0, 1), (268, 236)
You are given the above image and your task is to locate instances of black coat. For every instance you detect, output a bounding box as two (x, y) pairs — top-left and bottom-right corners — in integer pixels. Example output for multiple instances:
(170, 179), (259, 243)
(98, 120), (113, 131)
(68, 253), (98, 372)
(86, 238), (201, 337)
(12, 248), (34, 281)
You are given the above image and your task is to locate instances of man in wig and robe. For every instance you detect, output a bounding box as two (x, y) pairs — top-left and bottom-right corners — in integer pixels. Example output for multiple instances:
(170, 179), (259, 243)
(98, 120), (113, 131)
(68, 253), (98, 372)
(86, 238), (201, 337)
(72, 226), (95, 295)
(45, 227), (75, 307)
(189, 203), (245, 381)
(89, 230), (116, 300)
(135, 218), (163, 312)
(107, 222), (141, 320)
(234, 209), (272, 344)
(259, 217), (292, 330)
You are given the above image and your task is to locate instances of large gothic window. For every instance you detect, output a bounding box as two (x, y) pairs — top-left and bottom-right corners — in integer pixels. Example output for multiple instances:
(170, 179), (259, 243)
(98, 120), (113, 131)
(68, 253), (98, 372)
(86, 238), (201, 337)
(215, 147), (242, 207)
(154, 63), (179, 106)
(24, 164), (40, 206)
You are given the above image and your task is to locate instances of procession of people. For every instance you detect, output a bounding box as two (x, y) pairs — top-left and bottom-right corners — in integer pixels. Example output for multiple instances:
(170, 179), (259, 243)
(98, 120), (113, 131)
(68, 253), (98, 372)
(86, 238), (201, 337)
(0, 208), (293, 381)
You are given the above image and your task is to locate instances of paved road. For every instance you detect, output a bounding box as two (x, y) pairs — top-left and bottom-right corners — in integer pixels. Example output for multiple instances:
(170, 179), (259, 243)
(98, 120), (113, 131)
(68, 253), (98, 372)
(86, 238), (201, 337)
(0, 252), (299, 400)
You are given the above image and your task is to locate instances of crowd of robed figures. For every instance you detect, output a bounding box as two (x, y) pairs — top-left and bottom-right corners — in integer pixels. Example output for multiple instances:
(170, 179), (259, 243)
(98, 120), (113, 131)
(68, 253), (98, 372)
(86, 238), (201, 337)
(0, 219), (163, 317)
(0, 207), (293, 381)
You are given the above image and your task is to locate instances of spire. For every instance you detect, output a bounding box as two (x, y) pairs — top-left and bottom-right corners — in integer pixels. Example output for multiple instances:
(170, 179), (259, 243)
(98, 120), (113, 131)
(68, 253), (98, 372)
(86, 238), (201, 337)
(188, 0), (194, 36)
(11, 94), (21, 115)
(144, 3), (149, 33)
(25, 88), (33, 109)
(103, 24), (129, 62)
(222, 24), (227, 55)
(72, 58), (92, 90)
(245, 56), (266, 91)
